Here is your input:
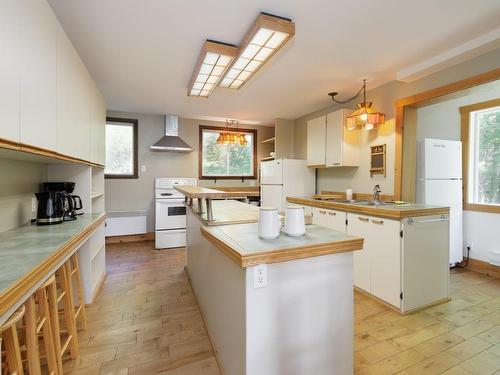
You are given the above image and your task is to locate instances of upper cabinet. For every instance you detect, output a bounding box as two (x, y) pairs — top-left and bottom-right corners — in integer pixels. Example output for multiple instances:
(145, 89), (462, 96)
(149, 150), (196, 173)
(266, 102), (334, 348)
(57, 24), (91, 161)
(19, 0), (57, 151)
(0, 0), (21, 143)
(0, 0), (106, 166)
(306, 115), (326, 166)
(307, 109), (360, 168)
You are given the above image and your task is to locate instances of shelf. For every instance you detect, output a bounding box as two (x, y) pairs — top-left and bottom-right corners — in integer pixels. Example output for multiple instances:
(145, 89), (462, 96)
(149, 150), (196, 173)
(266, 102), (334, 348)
(260, 156), (275, 162)
(260, 137), (275, 144)
(92, 192), (104, 199)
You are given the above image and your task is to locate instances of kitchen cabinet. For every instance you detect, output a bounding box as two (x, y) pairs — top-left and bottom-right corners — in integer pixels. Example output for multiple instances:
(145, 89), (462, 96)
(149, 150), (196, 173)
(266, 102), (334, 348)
(307, 203), (449, 312)
(0, 0), (21, 143)
(312, 207), (346, 232)
(56, 23), (91, 161)
(19, 0), (57, 151)
(307, 109), (360, 167)
(306, 115), (326, 166)
(90, 88), (106, 165)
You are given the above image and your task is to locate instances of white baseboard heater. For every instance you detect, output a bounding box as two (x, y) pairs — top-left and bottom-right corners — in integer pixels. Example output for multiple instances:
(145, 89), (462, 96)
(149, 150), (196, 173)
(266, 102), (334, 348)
(105, 210), (147, 237)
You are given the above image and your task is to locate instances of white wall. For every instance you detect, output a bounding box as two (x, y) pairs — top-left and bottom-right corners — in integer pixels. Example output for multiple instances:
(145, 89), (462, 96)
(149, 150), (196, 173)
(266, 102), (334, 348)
(0, 158), (47, 233)
(104, 111), (274, 232)
(416, 80), (500, 263)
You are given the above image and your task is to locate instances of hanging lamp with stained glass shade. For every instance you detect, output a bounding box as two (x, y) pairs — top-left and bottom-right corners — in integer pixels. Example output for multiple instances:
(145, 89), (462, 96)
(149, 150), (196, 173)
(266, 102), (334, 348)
(328, 79), (385, 130)
(216, 120), (248, 145)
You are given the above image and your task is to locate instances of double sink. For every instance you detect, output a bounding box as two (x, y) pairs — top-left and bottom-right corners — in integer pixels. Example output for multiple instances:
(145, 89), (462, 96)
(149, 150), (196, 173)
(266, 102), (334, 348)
(324, 199), (397, 207)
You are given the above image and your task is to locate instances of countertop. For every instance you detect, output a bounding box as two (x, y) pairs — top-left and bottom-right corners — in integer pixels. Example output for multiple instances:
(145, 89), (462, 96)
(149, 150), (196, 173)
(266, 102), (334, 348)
(190, 199), (261, 225)
(201, 223), (363, 267)
(174, 186), (229, 199)
(0, 213), (105, 321)
(287, 196), (449, 220)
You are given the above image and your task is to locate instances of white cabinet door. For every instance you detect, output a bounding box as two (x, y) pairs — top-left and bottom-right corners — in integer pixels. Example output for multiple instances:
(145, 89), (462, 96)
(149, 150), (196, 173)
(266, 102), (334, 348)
(0, 0), (20, 143)
(369, 217), (401, 308)
(326, 209), (346, 232)
(307, 115), (326, 166)
(326, 110), (342, 166)
(326, 109), (359, 167)
(90, 85), (106, 165)
(312, 207), (328, 227)
(19, 0), (57, 150)
(56, 24), (90, 160)
(347, 213), (371, 293)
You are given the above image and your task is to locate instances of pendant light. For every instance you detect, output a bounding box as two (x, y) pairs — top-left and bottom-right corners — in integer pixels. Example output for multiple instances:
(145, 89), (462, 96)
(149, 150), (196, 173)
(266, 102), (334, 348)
(328, 79), (385, 130)
(217, 120), (248, 145)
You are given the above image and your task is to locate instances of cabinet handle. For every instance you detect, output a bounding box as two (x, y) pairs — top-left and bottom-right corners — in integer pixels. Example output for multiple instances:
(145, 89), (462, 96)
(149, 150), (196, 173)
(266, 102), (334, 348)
(358, 217), (369, 222)
(319, 210), (327, 214)
(328, 212), (337, 216)
(371, 219), (384, 225)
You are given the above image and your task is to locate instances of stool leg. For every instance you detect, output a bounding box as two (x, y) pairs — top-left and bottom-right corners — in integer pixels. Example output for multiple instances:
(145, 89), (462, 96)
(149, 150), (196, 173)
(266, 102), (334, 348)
(70, 254), (87, 331)
(47, 280), (63, 375)
(25, 297), (41, 375)
(36, 287), (58, 375)
(3, 325), (24, 375)
(60, 265), (79, 359)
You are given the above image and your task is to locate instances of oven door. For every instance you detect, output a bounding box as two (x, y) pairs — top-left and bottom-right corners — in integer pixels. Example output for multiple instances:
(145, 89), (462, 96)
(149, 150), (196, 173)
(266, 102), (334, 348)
(155, 200), (187, 230)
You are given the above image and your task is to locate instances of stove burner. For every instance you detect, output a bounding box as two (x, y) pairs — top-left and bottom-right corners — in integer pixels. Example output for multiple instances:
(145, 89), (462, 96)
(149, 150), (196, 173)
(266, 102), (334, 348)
(161, 193), (174, 196)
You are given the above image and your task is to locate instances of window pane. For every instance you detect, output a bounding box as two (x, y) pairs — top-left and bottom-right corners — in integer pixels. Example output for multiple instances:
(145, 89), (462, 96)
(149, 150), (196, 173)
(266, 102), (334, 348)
(228, 135), (253, 175)
(105, 123), (134, 175)
(202, 131), (228, 176)
(201, 130), (254, 177)
(474, 107), (500, 205)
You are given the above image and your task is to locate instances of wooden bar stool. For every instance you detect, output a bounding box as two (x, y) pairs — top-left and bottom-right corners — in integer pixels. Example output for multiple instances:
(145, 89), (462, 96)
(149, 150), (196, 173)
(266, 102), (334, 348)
(0, 306), (25, 375)
(67, 254), (87, 331)
(24, 275), (59, 375)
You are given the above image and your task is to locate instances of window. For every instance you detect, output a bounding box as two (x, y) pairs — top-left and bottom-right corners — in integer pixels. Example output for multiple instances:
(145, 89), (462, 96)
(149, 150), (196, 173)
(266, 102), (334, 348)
(105, 117), (138, 179)
(199, 125), (257, 179)
(460, 99), (500, 213)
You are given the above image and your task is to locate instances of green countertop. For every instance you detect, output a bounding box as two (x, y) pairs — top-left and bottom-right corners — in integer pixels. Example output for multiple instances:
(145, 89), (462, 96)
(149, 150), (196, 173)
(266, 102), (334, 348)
(0, 213), (104, 297)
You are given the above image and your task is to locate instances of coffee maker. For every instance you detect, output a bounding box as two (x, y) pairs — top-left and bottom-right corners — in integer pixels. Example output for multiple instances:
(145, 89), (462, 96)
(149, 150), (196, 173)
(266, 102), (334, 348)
(35, 191), (65, 225)
(42, 182), (83, 221)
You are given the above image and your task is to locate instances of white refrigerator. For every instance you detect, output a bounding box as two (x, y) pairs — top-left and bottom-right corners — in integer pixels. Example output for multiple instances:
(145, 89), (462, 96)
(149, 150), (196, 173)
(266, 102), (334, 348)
(416, 138), (463, 265)
(260, 159), (315, 212)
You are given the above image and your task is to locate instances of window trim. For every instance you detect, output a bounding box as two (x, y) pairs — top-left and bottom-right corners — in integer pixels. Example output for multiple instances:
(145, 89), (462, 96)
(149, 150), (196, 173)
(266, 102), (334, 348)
(460, 98), (500, 214)
(198, 125), (258, 180)
(105, 117), (139, 179)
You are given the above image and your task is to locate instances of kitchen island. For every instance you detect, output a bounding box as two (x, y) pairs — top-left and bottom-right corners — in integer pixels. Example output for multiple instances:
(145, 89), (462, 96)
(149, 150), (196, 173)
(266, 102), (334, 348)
(184, 199), (363, 375)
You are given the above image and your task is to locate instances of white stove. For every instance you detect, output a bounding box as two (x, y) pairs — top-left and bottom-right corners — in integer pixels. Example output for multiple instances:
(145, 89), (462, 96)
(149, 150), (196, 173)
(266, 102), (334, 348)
(155, 177), (197, 249)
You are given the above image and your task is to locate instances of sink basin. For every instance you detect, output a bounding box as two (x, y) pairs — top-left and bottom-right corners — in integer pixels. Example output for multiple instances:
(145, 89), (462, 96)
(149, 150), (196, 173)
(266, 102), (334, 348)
(324, 198), (396, 207)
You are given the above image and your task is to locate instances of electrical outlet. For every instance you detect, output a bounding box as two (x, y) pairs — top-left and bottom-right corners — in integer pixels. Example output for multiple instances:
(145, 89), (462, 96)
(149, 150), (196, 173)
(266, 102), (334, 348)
(465, 241), (473, 250)
(141, 165), (146, 173)
(253, 264), (267, 288)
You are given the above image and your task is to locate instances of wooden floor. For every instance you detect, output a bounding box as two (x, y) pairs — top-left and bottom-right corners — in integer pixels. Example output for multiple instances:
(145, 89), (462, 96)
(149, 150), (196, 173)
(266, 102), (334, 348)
(64, 241), (500, 375)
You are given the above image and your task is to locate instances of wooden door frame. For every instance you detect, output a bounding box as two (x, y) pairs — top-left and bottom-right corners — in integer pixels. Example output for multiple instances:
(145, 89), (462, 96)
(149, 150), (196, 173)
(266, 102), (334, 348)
(393, 68), (500, 200)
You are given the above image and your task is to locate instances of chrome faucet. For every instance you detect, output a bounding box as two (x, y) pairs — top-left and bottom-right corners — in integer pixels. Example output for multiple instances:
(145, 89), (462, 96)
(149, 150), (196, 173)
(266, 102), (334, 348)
(373, 184), (382, 202)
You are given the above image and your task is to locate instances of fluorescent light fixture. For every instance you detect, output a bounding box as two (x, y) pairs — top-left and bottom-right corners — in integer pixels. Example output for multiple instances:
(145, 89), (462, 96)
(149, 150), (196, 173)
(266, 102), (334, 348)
(188, 40), (238, 97)
(220, 12), (295, 90)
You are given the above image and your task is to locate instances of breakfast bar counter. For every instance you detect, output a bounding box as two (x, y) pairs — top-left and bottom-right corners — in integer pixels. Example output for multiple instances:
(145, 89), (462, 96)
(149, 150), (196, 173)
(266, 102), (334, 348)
(185, 200), (362, 375)
(0, 213), (105, 325)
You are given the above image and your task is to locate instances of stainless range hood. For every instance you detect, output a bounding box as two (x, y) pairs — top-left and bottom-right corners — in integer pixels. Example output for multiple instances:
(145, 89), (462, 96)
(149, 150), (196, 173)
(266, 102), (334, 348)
(150, 115), (193, 152)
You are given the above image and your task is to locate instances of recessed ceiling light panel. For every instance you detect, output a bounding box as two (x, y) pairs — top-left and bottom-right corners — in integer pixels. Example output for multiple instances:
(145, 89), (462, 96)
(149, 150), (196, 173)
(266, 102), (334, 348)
(188, 40), (238, 97)
(220, 13), (295, 90)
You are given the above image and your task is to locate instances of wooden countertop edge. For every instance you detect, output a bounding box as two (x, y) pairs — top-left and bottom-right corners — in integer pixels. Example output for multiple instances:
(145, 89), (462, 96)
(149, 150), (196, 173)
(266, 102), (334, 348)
(0, 213), (106, 318)
(200, 227), (364, 268)
(287, 197), (449, 219)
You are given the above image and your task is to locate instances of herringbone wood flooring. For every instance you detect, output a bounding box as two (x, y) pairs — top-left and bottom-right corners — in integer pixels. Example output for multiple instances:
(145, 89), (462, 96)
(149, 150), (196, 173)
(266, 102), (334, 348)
(64, 241), (500, 374)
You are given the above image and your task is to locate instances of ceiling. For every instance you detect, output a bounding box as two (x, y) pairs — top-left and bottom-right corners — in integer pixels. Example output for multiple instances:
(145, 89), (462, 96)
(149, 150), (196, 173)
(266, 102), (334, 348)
(48, 0), (500, 124)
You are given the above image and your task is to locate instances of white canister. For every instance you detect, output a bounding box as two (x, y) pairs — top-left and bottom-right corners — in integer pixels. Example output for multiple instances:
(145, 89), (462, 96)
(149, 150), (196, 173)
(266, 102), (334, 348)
(259, 207), (281, 239)
(284, 206), (306, 237)
(346, 188), (353, 201)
